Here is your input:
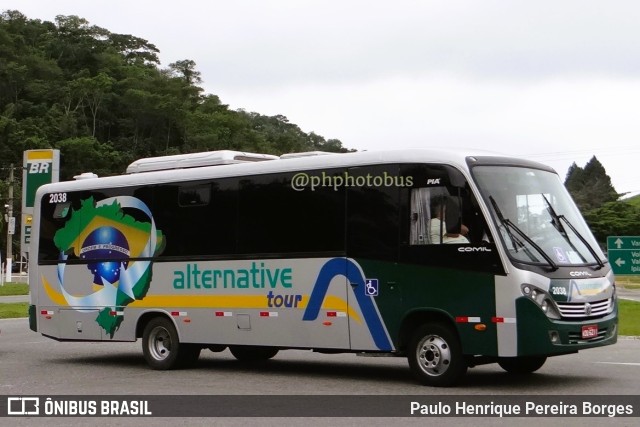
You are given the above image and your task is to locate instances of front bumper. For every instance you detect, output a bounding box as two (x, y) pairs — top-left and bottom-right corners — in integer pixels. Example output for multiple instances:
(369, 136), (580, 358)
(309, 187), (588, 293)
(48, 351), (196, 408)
(516, 296), (618, 356)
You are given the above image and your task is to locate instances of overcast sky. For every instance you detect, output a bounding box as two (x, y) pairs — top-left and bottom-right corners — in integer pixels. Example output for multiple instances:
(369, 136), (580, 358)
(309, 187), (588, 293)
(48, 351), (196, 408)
(5, 0), (640, 195)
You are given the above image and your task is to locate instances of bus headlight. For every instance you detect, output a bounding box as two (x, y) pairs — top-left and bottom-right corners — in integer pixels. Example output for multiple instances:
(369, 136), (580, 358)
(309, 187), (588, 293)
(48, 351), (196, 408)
(541, 299), (549, 313)
(521, 284), (561, 319)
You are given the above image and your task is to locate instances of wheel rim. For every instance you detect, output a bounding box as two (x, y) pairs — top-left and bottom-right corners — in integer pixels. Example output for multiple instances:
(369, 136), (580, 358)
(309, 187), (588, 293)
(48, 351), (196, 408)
(416, 334), (451, 377)
(148, 326), (172, 361)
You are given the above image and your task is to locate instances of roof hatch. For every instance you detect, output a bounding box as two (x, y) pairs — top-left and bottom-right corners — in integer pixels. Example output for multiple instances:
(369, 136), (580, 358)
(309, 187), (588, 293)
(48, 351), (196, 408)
(126, 150), (278, 174)
(279, 151), (337, 159)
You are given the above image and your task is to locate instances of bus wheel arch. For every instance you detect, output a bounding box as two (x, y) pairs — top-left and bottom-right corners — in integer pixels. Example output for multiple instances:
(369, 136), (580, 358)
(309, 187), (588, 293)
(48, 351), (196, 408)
(398, 310), (457, 352)
(137, 312), (170, 339)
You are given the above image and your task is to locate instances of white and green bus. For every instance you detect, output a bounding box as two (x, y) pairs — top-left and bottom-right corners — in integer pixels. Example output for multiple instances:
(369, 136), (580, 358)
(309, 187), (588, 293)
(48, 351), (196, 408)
(29, 149), (617, 386)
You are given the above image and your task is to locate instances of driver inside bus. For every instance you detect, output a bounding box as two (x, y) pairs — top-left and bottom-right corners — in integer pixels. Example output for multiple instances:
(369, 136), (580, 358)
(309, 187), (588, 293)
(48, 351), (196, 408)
(429, 197), (469, 244)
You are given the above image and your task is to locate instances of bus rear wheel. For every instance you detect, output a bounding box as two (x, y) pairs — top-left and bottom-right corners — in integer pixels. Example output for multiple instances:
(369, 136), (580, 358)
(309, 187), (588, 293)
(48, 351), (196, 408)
(142, 317), (201, 369)
(407, 323), (467, 387)
(498, 356), (547, 374)
(229, 345), (279, 361)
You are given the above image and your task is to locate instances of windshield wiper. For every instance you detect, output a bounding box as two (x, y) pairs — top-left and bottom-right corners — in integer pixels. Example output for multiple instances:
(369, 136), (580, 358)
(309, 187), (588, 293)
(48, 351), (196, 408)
(541, 193), (586, 263)
(541, 194), (605, 269)
(489, 196), (519, 252)
(489, 196), (559, 271)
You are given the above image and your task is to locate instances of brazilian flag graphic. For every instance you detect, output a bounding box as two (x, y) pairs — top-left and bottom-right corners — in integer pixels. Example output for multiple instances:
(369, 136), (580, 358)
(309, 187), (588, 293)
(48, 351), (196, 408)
(52, 196), (164, 337)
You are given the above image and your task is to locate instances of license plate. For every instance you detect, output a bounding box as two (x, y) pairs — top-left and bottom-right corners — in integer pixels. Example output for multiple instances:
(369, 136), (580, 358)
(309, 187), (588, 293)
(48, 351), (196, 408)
(582, 324), (598, 339)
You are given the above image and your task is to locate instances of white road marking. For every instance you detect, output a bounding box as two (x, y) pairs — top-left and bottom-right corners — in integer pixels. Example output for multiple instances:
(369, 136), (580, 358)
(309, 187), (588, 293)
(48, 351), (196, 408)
(595, 362), (640, 366)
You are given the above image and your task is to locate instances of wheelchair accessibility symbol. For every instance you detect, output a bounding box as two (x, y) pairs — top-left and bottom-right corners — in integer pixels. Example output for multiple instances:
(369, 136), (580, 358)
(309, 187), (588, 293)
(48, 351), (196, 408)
(365, 279), (379, 296)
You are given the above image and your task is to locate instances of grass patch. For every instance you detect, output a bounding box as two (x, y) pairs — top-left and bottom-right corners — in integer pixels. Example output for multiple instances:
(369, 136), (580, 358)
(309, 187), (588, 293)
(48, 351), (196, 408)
(0, 282), (29, 297)
(619, 299), (640, 336)
(0, 302), (29, 319)
(0, 283), (29, 296)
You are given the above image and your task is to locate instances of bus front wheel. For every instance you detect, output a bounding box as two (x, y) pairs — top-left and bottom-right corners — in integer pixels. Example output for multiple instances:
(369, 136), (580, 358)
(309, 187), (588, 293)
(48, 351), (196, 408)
(407, 323), (467, 387)
(498, 356), (547, 374)
(142, 317), (201, 370)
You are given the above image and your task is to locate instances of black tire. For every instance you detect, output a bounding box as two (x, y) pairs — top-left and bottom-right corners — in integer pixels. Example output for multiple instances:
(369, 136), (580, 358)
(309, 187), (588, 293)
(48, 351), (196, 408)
(178, 344), (202, 368)
(229, 345), (279, 361)
(498, 356), (547, 374)
(208, 345), (227, 353)
(407, 322), (467, 387)
(142, 317), (200, 370)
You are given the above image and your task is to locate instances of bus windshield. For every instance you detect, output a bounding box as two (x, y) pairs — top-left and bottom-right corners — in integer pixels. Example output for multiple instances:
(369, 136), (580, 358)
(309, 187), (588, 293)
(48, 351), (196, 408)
(472, 165), (605, 267)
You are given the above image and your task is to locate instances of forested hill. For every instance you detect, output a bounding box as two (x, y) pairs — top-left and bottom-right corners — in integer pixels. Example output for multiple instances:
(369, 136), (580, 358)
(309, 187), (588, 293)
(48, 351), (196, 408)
(0, 10), (349, 180)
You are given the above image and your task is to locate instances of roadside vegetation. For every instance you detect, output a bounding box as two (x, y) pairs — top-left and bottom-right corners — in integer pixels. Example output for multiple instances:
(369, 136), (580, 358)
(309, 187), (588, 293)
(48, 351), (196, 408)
(0, 10), (348, 182)
(565, 159), (640, 243)
(619, 300), (640, 336)
(0, 282), (29, 296)
(0, 283), (29, 319)
(0, 302), (28, 319)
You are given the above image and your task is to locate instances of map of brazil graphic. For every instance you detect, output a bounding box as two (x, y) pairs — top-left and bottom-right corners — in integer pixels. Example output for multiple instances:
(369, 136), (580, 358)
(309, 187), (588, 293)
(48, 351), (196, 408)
(50, 196), (164, 337)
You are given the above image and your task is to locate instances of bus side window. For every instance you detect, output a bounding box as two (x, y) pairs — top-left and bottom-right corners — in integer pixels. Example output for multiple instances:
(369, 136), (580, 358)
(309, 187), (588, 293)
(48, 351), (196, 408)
(411, 187), (465, 245)
(411, 187), (433, 244)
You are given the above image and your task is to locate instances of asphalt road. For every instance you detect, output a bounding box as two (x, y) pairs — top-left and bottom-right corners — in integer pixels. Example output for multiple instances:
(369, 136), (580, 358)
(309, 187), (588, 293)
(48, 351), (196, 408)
(1, 317), (639, 426)
(617, 287), (640, 302)
(0, 295), (29, 304)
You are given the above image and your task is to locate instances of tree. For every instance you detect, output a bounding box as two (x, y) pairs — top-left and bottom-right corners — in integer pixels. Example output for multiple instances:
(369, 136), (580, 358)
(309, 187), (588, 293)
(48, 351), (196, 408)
(564, 162), (584, 193)
(72, 72), (115, 137)
(564, 156), (619, 212)
(107, 33), (160, 65)
(168, 59), (202, 86)
(0, 10), (349, 186)
(55, 137), (126, 180)
(563, 156), (638, 245)
(583, 201), (640, 243)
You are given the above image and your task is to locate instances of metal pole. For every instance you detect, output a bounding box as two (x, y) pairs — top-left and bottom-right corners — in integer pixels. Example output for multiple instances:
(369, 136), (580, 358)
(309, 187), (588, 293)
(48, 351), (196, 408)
(5, 164), (13, 283)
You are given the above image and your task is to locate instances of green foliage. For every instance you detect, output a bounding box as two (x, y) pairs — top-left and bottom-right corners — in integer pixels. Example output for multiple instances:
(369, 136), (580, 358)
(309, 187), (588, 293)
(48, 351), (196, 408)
(564, 156), (619, 212)
(0, 9), (349, 184)
(0, 302), (28, 319)
(618, 300), (640, 336)
(56, 137), (128, 180)
(563, 156), (635, 244)
(584, 201), (640, 242)
(0, 282), (29, 296)
(625, 194), (640, 209)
